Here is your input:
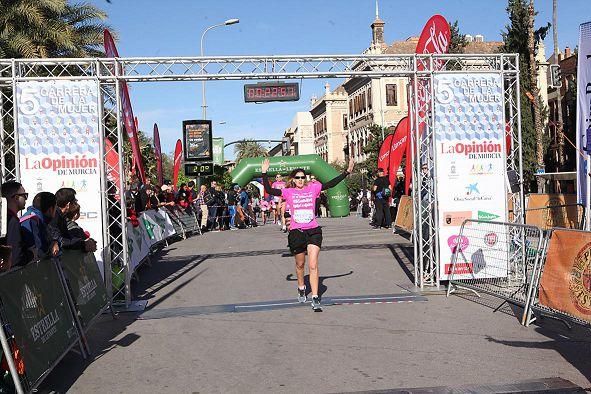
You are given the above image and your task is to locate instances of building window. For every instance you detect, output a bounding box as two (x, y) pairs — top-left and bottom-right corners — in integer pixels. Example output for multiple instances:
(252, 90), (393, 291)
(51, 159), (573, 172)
(386, 84), (398, 106)
(343, 114), (348, 130)
(368, 87), (372, 109)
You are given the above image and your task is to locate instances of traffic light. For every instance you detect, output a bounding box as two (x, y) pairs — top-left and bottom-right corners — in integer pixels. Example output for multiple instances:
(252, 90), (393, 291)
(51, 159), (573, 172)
(550, 64), (562, 88)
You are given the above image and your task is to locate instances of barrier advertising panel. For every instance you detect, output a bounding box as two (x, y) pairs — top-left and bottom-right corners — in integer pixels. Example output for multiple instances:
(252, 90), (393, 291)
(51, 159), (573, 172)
(538, 229), (591, 323)
(433, 73), (508, 280)
(0, 260), (79, 386)
(394, 195), (414, 232)
(16, 80), (105, 278)
(60, 251), (108, 329)
(526, 193), (583, 230)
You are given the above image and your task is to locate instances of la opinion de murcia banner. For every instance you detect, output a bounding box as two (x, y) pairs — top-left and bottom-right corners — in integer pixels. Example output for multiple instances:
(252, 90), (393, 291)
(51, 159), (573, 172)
(577, 22), (591, 207)
(433, 73), (508, 280)
(17, 80), (105, 277)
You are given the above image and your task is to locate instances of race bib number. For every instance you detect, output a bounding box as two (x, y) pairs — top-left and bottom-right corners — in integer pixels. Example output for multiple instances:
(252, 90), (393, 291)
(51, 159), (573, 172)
(293, 209), (315, 224)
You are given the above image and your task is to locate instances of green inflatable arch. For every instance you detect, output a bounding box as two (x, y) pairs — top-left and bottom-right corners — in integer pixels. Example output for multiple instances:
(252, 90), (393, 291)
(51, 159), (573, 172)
(231, 154), (350, 217)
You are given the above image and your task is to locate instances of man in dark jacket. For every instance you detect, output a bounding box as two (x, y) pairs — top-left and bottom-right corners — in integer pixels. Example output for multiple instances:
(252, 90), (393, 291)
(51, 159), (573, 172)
(372, 168), (392, 229)
(1, 181), (31, 267)
(49, 188), (97, 253)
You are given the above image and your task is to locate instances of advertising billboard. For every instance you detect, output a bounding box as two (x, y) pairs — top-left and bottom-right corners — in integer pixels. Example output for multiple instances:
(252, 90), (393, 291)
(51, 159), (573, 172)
(16, 80), (105, 277)
(433, 73), (508, 280)
(183, 120), (212, 161)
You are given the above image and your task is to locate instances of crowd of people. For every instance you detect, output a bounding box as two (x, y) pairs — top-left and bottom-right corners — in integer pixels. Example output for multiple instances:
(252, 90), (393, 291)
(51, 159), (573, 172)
(0, 181), (98, 272)
(350, 167), (406, 231)
(122, 177), (334, 234)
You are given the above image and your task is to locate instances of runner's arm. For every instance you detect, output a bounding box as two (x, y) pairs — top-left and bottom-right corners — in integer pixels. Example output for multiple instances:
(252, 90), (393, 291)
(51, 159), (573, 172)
(321, 171), (349, 191)
(262, 173), (282, 197)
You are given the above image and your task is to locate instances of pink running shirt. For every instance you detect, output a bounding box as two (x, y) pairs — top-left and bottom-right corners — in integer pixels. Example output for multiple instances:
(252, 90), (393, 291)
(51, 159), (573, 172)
(281, 182), (322, 231)
(271, 181), (286, 202)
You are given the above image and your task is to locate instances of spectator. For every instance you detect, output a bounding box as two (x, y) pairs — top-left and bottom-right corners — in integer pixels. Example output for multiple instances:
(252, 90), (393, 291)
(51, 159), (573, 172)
(144, 186), (160, 210)
(207, 181), (219, 230)
(50, 188), (97, 253)
(1, 181), (31, 267)
(215, 185), (228, 231)
(227, 185), (238, 229)
(372, 168), (392, 229)
(195, 185), (210, 232)
(157, 185), (175, 208)
(176, 183), (189, 209)
(64, 202), (90, 240)
(20, 191), (60, 260)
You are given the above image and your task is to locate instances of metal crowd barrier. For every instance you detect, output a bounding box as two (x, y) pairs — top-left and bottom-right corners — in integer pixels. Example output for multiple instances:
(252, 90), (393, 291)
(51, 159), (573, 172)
(0, 251), (108, 393)
(446, 219), (545, 325)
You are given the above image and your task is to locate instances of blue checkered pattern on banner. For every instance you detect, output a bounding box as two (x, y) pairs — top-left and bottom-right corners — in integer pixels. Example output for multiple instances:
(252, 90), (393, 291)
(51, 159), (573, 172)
(434, 74), (504, 142)
(17, 81), (99, 156)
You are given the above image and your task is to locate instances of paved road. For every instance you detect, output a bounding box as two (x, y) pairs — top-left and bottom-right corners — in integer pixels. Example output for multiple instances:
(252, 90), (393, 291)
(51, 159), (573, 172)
(42, 216), (591, 393)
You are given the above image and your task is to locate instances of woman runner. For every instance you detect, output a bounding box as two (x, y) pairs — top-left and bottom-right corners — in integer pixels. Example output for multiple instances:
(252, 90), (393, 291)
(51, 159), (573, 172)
(261, 158), (354, 311)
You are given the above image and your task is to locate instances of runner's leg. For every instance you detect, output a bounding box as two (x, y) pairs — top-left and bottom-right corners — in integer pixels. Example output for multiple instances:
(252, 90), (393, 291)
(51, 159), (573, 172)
(307, 244), (320, 297)
(294, 252), (306, 289)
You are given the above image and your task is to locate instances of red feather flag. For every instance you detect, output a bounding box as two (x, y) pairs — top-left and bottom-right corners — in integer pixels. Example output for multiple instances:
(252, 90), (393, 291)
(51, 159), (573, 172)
(153, 123), (163, 185)
(388, 117), (409, 191)
(104, 29), (146, 184)
(172, 139), (183, 191)
(405, 15), (451, 194)
(377, 134), (394, 173)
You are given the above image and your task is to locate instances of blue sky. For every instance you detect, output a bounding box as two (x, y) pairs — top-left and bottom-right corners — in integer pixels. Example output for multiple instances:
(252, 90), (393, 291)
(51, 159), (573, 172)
(88, 0), (589, 159)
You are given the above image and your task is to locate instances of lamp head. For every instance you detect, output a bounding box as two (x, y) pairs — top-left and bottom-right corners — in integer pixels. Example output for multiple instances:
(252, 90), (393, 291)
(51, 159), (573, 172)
(225, 18), (239, 25)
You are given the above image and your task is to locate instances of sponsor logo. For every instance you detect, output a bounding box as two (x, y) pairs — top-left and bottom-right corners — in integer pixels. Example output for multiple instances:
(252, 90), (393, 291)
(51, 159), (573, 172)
(447, 235), (469, 253)
(465, 183), (480, 196)
(21, 284), (61, 344)
(445, 262), (473, 275)
(442, 211), (471, 227)
(569, 242), (591, 315)
(484, 232), (498, 247)
(23, 155), (98, 175)
(448, 161), (458, 179)
(440, 141), (502, 159)
(470, 163), (495, 175)
(478, 211), (500, 221)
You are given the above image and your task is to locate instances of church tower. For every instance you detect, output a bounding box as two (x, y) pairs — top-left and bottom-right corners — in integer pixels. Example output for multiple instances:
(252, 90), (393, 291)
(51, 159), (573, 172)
(371, 0), (385, 49)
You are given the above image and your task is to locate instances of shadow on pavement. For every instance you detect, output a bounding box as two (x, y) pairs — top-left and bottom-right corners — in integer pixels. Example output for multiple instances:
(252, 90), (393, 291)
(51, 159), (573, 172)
(285, 271), (354, 298)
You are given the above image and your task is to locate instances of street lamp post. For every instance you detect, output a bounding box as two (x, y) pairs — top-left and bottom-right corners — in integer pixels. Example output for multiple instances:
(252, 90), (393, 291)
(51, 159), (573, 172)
(200, 18), (239, 119)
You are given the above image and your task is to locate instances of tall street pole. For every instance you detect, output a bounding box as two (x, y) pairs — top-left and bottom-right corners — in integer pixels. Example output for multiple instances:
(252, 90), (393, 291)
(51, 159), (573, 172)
(200, 18), (239, 120)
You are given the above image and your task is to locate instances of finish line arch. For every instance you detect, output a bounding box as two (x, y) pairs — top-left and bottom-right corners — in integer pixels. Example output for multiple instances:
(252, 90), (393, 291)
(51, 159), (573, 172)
(231, 154), (350, 217)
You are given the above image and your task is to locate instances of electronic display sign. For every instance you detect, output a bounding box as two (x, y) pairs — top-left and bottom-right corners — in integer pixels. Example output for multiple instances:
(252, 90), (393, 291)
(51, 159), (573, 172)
(183, 120), (212, 161)
(244, 82), (300, 103)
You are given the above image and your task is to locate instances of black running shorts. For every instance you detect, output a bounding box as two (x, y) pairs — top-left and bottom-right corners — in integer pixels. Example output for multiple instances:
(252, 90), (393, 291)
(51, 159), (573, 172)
(288, 227), (323, 255)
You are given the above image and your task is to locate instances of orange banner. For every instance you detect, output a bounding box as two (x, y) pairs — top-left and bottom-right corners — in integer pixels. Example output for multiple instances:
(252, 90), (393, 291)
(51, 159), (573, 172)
(538, 229), (591, 323)
(394, 195), (414, 232)
(525, 194), (582, 230)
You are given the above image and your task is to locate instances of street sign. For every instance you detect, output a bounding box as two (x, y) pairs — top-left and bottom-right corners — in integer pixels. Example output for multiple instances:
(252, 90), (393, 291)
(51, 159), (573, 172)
(185, 162), (214, 176)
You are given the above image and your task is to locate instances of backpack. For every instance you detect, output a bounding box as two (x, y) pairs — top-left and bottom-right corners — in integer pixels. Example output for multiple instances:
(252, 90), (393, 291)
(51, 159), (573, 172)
(382, 187), (391, 198)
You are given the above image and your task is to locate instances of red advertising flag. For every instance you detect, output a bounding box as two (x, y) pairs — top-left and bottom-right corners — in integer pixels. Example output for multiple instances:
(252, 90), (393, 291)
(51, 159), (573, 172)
(378, 134), (394, 173)
(388, 117), (409, 190)
(104, 138), (122, 200)
(103, 29), (146, 184)
(153, 123), (163, 185)
(172, 139), (183, 191)
(405, 15), (451, 194)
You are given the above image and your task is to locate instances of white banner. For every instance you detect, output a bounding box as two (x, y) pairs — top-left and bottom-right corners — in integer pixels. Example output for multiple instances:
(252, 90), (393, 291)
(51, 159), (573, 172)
(577, 22), (591, 212)
(128, 209), (177, 272)
(433, 73), (508, 280)
(17, 80), (105, 277)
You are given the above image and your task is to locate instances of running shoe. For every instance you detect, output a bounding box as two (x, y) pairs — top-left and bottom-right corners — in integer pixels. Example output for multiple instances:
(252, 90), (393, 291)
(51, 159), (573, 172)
(298, 287), (307, 303)
(282, 225), (287, 233)
(311, 296), (322, 312)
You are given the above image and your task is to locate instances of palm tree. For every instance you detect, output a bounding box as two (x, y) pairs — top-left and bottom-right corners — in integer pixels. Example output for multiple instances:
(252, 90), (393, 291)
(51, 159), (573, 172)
(0, 0), (109, 58)
(234, 140), (268, 163)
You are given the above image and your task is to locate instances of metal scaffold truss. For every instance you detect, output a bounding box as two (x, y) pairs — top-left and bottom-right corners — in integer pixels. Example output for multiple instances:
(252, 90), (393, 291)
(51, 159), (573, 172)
(0, 53), (522, 300)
